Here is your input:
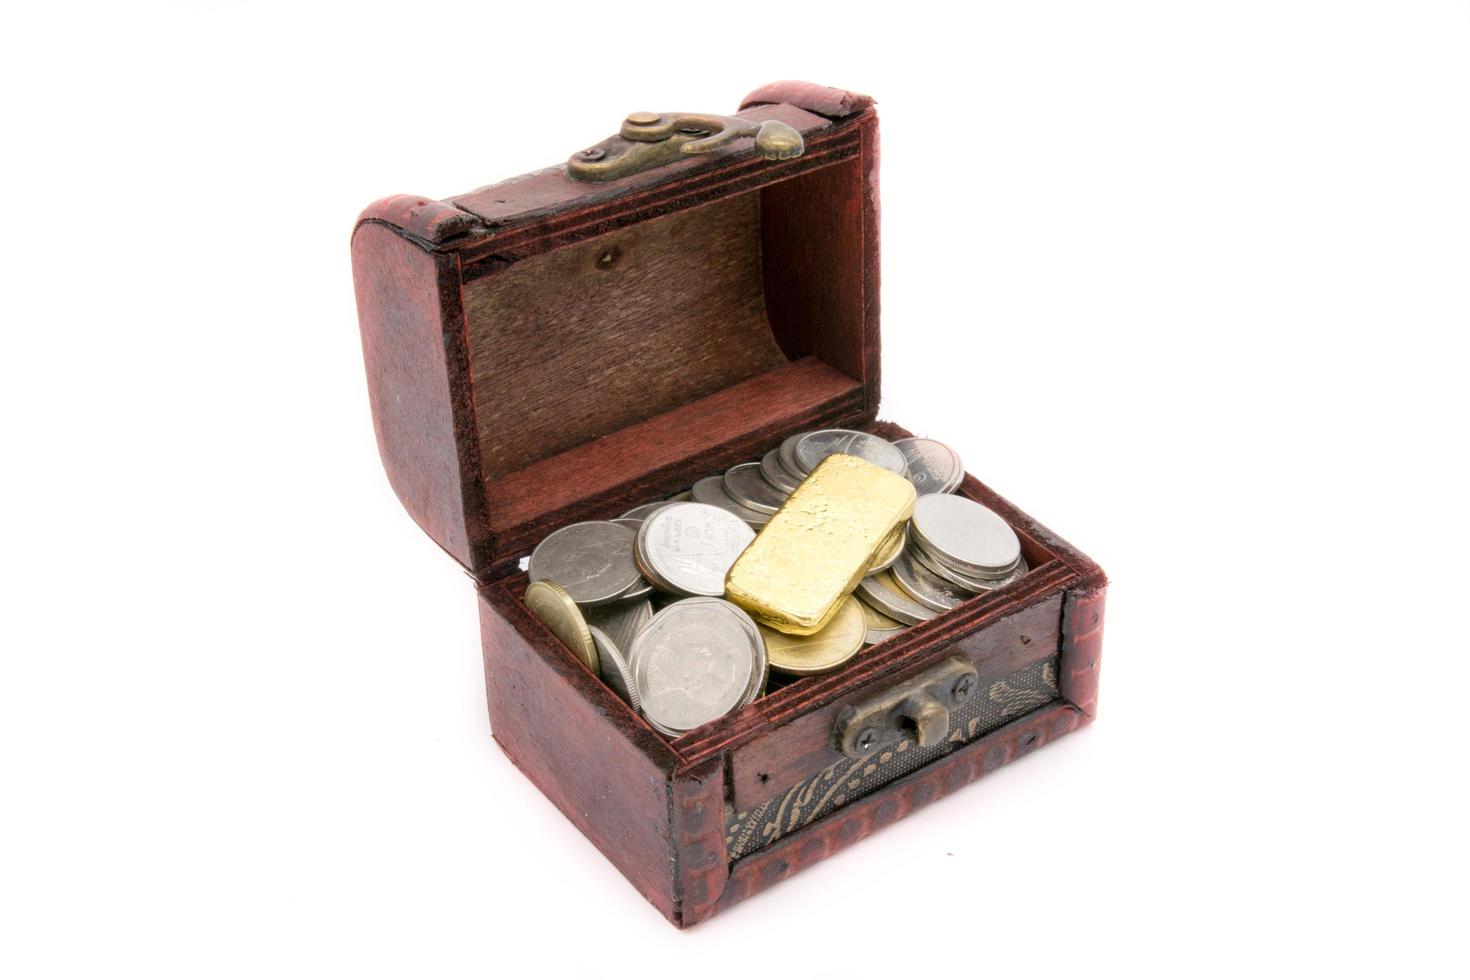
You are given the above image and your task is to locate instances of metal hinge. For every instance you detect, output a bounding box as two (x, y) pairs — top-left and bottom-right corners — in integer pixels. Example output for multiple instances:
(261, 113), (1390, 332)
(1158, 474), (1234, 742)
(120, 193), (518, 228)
(567, 111), (805, 182)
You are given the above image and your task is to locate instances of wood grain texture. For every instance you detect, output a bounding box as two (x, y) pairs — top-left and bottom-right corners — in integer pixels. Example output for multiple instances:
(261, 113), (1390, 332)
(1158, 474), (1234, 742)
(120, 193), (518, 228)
(483, 357), (863, 560)
(761, 159), (867, 379)
(464, 193), (786, 479)
(355, 94), (877, 574)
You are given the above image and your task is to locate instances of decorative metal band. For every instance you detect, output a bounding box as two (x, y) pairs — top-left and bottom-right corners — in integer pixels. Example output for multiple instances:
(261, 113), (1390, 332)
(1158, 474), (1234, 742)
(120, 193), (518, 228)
(724, 657), (1059, 861)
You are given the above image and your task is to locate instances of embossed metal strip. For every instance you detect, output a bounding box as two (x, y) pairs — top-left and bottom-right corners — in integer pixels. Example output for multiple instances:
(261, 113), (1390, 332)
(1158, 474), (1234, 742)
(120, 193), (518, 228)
(724, 657), (1059, 860)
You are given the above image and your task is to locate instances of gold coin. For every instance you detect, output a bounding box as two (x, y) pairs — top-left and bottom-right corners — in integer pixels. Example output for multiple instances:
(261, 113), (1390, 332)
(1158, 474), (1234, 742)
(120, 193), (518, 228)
(855, 596), (907, 646)
(758, 596), (866, 676)
(856, 596), (904, 631)
(524, 580), (598, 674)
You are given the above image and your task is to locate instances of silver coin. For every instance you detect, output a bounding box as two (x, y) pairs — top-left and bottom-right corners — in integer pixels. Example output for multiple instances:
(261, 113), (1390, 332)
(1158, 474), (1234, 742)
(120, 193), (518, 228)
(632, 534), (681, 596)
(611, 576), (654, 601)
(910, 493), (1022, 577)
(587, 625), (641, 712)
(607, 517), (655, 599)
(584, 596), (654, 658)
(527, 521), (641, 607)
(665, 490), (693, 502)
(631, 598), (759, 735)
(778, 432), (808, 480)
(636, 502), (755, 598)
(865, 625), (907, 646)
(911, 538), (1031, 592)
(722, 462), (788, 514)
(621, 502), (670, 522)
(759, 448), (800, 494)
(793, 429), (906, 477)
(856, 572), (938, 627)
(893, 437), (964, 494)
(678, 596), (767, 708)
(890, 547), (973, 613)
(690, 475), (771, 528)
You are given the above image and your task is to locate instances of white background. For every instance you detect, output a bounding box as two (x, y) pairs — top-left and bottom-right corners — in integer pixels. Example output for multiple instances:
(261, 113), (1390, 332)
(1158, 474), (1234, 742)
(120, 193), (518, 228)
(3, 2), (1467, 976)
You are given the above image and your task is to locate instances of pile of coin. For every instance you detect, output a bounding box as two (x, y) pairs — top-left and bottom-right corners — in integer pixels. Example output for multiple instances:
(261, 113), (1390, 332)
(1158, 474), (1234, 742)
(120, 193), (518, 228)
(522, 428), (1028, 737)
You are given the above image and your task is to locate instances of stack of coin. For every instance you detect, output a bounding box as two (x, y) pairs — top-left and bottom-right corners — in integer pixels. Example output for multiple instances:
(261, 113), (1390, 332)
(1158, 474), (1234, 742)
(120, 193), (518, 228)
(683, 429), (954, 532)
(857, 494), (1028, 626)
(629, 597), (767, 737)
(522, 429), (1031, 738)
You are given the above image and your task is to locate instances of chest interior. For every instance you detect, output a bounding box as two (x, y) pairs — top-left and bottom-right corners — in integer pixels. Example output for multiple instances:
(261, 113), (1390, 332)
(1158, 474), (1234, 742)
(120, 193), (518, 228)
(459, 157), (875, 551)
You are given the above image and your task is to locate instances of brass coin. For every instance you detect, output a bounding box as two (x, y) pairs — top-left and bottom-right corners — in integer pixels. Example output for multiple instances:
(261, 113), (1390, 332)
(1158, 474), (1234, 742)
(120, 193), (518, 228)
(757, 596), (866, 676)
(857, 596), (905, 632)
(524, 580), (599, 674)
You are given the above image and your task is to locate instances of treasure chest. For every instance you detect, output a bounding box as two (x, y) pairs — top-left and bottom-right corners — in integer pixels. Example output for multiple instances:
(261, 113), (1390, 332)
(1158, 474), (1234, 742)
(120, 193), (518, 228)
(351, 80), (1107, 927)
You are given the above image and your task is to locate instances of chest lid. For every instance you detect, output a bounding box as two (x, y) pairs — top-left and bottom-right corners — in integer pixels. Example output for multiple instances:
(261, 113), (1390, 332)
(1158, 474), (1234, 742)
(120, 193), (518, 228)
(352, 82), (882, 576)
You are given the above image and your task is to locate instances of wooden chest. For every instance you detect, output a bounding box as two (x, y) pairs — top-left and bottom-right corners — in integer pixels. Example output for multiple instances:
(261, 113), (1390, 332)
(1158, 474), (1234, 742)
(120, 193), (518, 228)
(351, 80), (1107, 927)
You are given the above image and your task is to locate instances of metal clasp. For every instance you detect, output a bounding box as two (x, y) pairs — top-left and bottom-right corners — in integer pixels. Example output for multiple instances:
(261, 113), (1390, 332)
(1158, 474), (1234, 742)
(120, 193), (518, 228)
(567, 111), (805, 182)
(832, 658), (979, 760)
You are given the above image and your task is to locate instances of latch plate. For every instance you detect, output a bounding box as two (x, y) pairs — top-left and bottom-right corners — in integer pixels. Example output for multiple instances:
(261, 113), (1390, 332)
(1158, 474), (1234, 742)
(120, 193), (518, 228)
(567, 111), (805, 182)
(832, 658), (979, 760)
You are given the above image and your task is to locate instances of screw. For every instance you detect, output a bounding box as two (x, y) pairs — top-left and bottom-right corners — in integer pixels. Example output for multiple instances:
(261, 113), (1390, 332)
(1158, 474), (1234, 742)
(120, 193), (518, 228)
(578, 147), (606, 161)
(626, 111), (660, 126)
(951, 675), (975, 703)
(855, 728), (879, 752)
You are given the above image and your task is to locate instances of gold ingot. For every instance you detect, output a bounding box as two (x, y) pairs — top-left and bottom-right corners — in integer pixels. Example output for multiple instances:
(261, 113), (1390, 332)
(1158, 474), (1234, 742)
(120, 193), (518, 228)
(724, 454), (917, 635)
(758, 596), (866, 675)
(867, 524), (906, 573)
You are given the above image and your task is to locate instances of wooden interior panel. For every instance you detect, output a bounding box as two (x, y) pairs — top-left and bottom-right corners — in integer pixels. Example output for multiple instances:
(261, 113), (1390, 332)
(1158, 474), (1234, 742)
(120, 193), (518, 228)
(484, 357), (864, 547)
(464, 193), (788, 479)
(761, 159), (868, 381)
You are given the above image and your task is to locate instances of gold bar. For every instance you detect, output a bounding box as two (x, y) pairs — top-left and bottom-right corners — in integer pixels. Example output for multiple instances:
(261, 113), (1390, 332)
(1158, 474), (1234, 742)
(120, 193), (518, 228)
(724, 453), (917, 635)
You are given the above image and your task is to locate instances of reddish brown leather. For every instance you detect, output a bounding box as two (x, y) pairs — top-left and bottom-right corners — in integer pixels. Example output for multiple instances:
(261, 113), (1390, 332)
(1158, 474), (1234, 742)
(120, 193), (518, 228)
(351, 221), (487, 566)
(354, 91), (882, 574)
(705, 702), (1089, 925)
(741, 81), (876, 119)
(480, 589), (682, 918)
(358, 194), (480, 245)
(356, 83), (1107, 930)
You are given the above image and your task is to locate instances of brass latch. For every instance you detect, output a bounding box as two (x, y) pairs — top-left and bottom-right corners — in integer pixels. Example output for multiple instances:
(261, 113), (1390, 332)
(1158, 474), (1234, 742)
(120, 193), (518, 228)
(832, 658), (979, 760)
(567, 111), (805, 182)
